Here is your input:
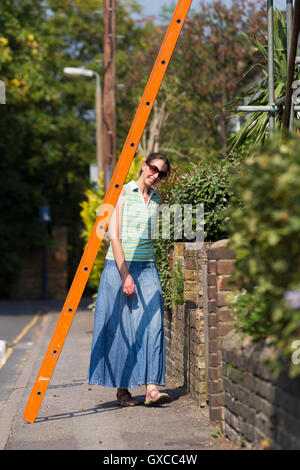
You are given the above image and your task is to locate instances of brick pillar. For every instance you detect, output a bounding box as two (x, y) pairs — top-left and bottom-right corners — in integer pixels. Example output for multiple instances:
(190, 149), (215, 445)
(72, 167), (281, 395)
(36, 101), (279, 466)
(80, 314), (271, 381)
(191, 243), (211, 406)
(207, 239), (235, 427)
(165, 243), (185, 382)
(165, 242), (211, 407)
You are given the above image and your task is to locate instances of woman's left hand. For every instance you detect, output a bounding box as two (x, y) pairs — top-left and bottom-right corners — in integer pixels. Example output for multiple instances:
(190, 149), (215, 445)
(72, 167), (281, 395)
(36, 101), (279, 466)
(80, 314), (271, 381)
(122, 273), (136, 297)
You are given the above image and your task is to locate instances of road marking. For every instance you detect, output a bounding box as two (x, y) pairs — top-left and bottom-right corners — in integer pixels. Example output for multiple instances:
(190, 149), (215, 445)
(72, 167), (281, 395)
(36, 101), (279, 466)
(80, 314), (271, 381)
(0, 313), (41, 369)
(0, 340), (6, 367)
(0, 344), (13, 369)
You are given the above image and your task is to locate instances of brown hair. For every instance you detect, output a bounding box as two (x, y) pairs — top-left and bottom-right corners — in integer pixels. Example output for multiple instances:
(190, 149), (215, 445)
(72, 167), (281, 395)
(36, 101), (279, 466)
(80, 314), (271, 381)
(140, 152), (171, 177)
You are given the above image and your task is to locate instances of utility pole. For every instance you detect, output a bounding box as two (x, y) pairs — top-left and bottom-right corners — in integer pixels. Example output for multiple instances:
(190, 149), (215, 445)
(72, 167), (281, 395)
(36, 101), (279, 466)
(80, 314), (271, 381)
(103, 0), (116, 192)
(283, 0), (300, 130)
(95, 73), (103, 177)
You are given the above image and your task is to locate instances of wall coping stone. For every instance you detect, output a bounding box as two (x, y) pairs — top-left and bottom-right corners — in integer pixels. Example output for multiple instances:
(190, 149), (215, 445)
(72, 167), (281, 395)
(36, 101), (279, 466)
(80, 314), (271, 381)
(208, 239), (235, 260)
(222, 330), (281, 383)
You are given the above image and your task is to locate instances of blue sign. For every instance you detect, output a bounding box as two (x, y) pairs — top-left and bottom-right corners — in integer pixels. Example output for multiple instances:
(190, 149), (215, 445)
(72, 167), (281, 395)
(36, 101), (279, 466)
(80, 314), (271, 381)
(40, 206), (51, 222)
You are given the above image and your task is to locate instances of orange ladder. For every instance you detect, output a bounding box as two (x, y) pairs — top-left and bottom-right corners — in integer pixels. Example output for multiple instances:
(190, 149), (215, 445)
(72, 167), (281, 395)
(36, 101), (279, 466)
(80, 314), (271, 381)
(23, 0), (193, 424)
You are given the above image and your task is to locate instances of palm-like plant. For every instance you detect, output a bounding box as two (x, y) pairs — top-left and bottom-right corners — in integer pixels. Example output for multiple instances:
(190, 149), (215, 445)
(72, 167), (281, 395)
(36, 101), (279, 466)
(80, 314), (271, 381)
(227, 9), (297, 154)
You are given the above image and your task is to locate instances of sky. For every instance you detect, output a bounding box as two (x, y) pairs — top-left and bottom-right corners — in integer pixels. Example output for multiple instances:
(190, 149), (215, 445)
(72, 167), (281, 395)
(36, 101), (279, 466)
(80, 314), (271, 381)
(134, 0), (288, 18)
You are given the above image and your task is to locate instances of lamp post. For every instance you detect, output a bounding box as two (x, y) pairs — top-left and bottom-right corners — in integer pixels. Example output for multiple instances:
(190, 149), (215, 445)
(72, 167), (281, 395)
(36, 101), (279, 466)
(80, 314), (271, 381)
(63, 67), (103, 182)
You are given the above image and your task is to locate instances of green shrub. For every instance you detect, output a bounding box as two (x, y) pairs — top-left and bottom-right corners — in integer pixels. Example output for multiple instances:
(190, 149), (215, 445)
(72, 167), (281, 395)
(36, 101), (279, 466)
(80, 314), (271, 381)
(79, 175), (105, 291)
(154, 158), (237, 310)
(172, 261), (184, 306)
(224, 133), (300, 377)
(158, 159), (237, 241)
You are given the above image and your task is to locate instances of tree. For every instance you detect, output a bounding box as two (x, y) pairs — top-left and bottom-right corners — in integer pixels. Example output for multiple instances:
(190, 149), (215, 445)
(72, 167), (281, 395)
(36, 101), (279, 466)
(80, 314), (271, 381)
(166, 0), (267, 159)
(138, 99), (169, 156)
(0, 0), (148, 297)
(123, 0), (267, 162)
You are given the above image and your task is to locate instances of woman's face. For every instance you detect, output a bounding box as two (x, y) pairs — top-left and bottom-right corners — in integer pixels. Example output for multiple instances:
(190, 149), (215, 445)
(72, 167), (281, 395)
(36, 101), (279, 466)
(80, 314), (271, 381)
(142, 159), (169, 186)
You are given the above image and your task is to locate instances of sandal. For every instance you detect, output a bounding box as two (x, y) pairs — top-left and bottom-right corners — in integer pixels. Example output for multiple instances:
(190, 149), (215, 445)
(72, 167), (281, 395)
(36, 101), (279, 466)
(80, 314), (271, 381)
(116, 390), (140, 407)
(144, 388), (169, 406)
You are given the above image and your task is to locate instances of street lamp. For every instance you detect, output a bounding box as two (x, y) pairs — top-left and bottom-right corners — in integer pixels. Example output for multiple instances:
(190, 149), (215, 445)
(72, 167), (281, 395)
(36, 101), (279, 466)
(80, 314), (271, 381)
(63, 67), (103, 183)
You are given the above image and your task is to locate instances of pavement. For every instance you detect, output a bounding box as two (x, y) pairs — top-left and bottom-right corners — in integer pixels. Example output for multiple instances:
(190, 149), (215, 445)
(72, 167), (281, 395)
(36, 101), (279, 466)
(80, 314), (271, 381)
(0, 299), (240, 452)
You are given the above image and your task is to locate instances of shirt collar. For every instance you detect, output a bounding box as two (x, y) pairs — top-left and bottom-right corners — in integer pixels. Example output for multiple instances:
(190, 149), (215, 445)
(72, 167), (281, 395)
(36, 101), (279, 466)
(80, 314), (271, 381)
(127, 180), (158, 196)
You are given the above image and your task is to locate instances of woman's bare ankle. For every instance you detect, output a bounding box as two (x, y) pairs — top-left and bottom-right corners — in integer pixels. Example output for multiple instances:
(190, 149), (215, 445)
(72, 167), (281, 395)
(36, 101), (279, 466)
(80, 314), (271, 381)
(146, 384), (158, 393)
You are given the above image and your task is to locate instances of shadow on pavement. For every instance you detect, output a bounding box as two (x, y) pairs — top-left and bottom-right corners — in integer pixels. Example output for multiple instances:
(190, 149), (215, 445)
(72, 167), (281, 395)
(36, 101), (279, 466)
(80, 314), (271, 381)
(34, 384), (189, 423)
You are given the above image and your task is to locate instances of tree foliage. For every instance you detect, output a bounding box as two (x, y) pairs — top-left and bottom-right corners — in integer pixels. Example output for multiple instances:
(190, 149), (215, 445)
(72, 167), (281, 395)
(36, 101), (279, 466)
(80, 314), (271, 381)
(0, 0), (146, 297)
(224, 134), (300, 378)
(159, 0), (267, 160)
(0, 0), (269, 297)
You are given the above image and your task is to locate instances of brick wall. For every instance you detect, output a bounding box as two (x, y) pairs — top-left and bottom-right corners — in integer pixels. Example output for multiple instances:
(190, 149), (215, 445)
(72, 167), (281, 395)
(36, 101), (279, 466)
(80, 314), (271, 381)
(165, 238), (300, 449)
(11, 225), (68, 300)
(165, 241), (210, 407)
(222, 331), (300, 449)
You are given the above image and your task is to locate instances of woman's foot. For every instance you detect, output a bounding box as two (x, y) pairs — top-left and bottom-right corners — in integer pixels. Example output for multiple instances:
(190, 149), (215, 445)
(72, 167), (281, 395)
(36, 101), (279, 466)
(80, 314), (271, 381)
(116, 389), (140, 406)
(144, 387), (169, 406)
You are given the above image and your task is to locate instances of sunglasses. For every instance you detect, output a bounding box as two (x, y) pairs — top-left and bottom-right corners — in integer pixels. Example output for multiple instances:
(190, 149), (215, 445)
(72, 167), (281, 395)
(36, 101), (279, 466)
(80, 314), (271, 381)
(146, 162), (168, 179)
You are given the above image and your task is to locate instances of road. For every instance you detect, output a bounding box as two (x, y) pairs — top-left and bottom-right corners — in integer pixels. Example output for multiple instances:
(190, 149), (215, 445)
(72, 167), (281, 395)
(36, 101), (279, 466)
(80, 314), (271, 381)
(0, 300), (63, 408)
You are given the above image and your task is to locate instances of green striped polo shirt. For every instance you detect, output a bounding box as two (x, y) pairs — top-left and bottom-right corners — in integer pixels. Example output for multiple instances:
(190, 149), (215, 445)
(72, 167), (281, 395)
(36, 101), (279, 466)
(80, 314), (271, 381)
(106, 180), (161, 262)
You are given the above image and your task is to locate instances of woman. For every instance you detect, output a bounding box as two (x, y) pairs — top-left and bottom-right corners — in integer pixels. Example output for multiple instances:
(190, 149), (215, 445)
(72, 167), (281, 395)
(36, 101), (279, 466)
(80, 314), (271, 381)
(88, 152), (171, 406)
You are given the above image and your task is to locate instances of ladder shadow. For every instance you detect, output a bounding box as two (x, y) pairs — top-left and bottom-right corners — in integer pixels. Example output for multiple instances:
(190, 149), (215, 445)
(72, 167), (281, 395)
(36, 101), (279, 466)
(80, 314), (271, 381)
(34, 385), (189, 423)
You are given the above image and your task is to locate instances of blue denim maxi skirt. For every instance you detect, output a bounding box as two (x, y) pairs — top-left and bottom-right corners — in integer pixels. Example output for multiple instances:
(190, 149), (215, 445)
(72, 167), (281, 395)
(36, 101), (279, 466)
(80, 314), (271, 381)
(87, 260), (166, 388)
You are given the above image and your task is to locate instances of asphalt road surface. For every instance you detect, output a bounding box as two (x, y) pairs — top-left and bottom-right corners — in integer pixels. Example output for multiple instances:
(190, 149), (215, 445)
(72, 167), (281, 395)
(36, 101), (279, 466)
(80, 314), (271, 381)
(0, 300), (63, 407)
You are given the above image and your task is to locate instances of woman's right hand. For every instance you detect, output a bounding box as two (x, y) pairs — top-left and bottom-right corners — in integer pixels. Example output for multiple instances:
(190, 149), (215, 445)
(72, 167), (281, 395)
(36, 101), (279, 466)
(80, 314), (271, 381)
(122, 273), (136, 297)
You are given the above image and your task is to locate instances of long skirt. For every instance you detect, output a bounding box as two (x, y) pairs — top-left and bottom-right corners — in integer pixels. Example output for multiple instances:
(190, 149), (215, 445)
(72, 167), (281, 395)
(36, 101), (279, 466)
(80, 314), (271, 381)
(87, 260), (166, 388)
